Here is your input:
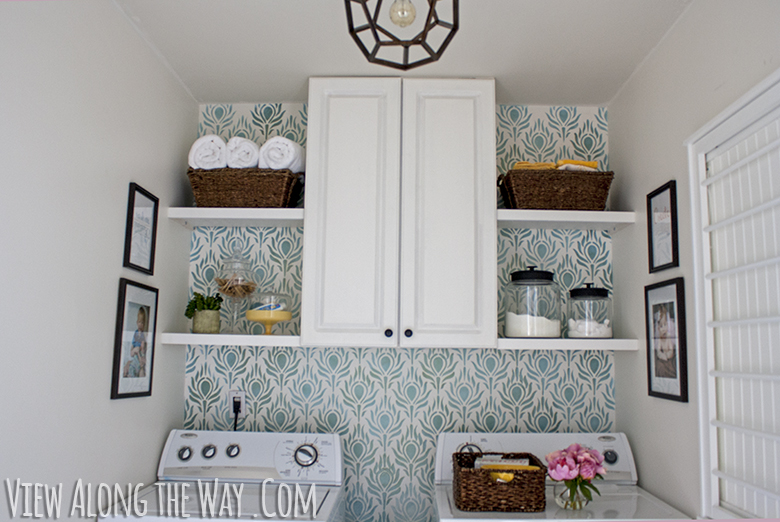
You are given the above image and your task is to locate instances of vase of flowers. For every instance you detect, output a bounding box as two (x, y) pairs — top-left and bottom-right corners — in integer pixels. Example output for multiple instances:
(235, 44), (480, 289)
(545, 443), (606, 510)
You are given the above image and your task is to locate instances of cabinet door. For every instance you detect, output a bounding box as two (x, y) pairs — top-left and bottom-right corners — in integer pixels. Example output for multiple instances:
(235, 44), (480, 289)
(301, 78), (402, 347)
(399, 79), (497, 347)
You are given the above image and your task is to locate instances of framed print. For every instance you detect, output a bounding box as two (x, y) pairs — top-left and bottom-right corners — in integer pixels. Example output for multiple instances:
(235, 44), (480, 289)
(123, 182), (159, 275)
(645, 278), (688, 402)
(111, 278), (158, 399)
(646, 180), (679, 273)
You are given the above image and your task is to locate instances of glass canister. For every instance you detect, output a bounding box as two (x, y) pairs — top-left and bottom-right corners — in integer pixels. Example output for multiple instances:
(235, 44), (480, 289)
(503, 266), (562, 338)
(567, 283), (613, 338)
(246, 289), (293, 335)
(215, 242), (258, 333)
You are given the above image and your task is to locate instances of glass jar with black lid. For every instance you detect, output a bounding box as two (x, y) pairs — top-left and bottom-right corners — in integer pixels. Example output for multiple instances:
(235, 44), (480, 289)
(502, 266), (562, 338)
(567, 283), (613, 338)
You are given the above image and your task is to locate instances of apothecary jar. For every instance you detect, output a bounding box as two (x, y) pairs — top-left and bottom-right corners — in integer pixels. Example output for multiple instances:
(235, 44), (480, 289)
(567, 283), (613, 338)
(502, 266), (562, 338)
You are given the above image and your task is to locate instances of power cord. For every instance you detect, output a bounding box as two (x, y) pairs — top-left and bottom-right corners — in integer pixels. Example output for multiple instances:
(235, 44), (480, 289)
(232, 396), (241, 431)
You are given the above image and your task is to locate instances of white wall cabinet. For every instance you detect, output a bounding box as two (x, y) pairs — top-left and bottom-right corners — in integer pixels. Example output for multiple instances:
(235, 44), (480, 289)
(300, 77), (497, 348)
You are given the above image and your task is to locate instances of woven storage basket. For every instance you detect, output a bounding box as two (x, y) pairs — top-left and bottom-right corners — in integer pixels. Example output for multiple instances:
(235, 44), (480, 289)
(188, 168), (302, 208)
(498, 170), (614, 211)
(453, 452), (546, 512)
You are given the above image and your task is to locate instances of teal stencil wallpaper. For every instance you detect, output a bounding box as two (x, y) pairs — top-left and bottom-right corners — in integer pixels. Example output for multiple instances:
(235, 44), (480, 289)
(185, 103), (611, 522)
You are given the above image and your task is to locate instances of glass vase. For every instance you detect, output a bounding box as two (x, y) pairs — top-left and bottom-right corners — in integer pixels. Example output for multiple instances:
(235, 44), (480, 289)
(554, 481), (590, 510)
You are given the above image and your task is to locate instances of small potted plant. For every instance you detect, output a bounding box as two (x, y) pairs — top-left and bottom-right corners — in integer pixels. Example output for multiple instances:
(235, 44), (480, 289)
(185, 292), (223, 334)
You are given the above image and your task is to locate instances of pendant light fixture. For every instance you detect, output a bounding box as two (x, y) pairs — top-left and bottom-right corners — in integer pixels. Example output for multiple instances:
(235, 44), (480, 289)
(345, 0), (459, 70)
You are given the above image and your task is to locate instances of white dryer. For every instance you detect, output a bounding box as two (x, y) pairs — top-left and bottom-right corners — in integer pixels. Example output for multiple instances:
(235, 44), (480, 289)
(434, 432), (689, 521)
(101, 429), (344, 521)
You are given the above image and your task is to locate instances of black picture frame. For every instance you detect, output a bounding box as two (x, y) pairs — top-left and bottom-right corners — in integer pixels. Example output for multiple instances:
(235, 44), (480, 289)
(123, 183), (159, 275)
(646, 180), (679, 273)
(111, 278), (158, 399)
(644, 277), (688, 402)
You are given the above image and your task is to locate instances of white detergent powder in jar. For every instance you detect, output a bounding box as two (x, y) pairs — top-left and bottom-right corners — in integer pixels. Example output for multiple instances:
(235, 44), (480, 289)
(506, 312), (561, 338)
(502, 266), (562, 338)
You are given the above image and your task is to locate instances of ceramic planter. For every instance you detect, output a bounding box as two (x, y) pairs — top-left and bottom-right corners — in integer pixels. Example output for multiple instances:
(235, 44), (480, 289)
(192, 310), (220, 334)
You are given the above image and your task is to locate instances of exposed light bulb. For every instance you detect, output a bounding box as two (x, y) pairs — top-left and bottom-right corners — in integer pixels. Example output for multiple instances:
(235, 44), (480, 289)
(389, 0), (416, 27)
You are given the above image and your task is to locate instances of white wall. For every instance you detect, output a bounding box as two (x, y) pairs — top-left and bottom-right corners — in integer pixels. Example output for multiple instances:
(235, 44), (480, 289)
(0, 2), (196, 519)
(609, 0), (780, 517)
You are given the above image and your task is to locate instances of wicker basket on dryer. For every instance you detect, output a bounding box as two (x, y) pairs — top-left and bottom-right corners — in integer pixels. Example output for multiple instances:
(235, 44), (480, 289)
(452, 452), (547, 512)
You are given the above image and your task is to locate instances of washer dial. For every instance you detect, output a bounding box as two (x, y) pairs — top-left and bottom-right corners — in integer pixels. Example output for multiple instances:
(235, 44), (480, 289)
(458, 443), (483, 454)
(226, 444), (241, 458)
(603, 450), (619, 465)
(177, 446), (193, 462)
(202, 444), (217, 459)
(294, 444), (318, 467)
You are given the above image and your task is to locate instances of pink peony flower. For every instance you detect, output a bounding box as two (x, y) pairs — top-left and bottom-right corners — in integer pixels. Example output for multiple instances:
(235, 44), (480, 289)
(579, 459), (604, 480)
(546, 455), (580, 481)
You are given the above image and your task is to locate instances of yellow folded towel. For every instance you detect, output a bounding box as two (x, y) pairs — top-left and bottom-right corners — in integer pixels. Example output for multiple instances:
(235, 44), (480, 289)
(556, 159), (598, 169)
(511, 161), (556, 170)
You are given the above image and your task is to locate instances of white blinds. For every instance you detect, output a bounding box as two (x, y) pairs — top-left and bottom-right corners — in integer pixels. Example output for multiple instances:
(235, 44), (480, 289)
(702, 112), (780, 519)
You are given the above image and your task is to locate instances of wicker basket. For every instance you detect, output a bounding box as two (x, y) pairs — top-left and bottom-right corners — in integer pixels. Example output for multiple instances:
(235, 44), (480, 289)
(188, 168), (303, 208)
(498, 170), (614, 211)
(453, 452), (547, 512)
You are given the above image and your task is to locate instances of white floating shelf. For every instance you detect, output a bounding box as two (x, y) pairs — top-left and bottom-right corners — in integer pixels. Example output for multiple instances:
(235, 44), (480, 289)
(161, 332), (301, 347)
(168, 207), (304, 229)
(497, 209), (636, 231)
(497, 338), (639, 351)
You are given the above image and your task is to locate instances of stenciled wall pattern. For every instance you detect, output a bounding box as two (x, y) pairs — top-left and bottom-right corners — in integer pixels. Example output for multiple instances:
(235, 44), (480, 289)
(185, 103), (611, 522)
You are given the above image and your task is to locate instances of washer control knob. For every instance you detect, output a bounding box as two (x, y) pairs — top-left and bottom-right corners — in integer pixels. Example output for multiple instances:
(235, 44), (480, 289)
(202, 444), (217, 460)
(177, 446), (193, 462)
(226, 444), (241, 458)
(294, 444), (318, 467)
(458, 443), (482, 454)
(603, 450), (618, 465)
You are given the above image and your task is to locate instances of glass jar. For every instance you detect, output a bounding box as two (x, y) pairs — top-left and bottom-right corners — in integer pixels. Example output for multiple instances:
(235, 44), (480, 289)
(503, 266), (561, 338)
(246, 290), (293, 335)
(567, 283), (613, 338)
(215, 242), (258, 333)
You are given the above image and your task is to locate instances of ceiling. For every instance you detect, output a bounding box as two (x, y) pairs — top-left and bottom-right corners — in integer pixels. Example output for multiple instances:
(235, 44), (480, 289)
(114, 0), (692, 106)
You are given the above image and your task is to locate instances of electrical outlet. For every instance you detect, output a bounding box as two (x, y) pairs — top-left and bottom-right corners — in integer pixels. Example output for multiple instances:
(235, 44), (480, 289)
(228, 390), (246, 419)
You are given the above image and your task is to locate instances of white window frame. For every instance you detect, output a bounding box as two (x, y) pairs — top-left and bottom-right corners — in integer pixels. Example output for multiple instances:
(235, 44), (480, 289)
(686, 67), (780, 520)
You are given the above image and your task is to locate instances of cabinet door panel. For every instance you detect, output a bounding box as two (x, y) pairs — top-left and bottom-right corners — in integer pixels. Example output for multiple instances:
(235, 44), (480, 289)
(301, 78), (402, 346)
(400, 79), (497, 347)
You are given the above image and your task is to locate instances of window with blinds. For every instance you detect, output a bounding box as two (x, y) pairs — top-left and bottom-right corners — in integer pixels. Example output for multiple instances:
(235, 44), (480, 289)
(690, 75), (780, 519)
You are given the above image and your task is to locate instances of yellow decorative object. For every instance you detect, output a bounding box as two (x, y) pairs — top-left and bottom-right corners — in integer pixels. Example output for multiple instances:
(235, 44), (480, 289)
(246, 309), (292, 335)
(246, 290), (293, 335)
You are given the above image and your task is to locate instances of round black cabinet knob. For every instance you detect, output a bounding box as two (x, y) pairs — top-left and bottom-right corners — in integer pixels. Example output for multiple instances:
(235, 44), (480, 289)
(404, 329), (413, 337)
(294, 444), (318, 467)
(226, 444), (241, 458)
(385, 329), (393, 337)
(603, 450), (618, 465)
(177, 446), (192, 462)
(202, 444), (217, 459)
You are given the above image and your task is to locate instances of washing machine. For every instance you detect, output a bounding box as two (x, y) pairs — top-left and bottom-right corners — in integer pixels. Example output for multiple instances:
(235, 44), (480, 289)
(100, 429), (344, 521)
(434, 432), (689, 521)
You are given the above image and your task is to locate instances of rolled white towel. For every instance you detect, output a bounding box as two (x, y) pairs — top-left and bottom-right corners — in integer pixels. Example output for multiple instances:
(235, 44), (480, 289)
(258, 136), (305, 173)
(226, 137), (259, 168)
(557, 163), (597, 172)
(188, 135), (227, 170)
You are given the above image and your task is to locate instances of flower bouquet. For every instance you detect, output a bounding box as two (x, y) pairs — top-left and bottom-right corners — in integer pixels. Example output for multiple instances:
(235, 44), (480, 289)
(545, 443), (606, 510)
